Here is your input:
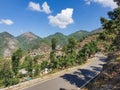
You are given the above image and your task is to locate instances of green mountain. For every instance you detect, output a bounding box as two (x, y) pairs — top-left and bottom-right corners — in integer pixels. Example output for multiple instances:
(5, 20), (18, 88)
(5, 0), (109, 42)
(68, 30), (89, 41)
(89, 28), (103, 35)
(44, 30), (90, 46)
(0, 28), (103, 57)
(44, 32), (68, 46)
(0, 32), (19, 57)
(16, 32), (42, 50)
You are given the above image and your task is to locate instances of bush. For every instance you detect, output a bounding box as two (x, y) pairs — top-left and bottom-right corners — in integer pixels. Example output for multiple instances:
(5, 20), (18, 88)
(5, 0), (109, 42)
(4, 78), (19, 87)
(34, 65), (40, 77)
(11, 78), (19, 85)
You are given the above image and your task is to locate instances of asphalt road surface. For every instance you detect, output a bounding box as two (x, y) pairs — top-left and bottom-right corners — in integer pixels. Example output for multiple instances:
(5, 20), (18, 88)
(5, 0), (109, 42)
(23, 53), (106, 90)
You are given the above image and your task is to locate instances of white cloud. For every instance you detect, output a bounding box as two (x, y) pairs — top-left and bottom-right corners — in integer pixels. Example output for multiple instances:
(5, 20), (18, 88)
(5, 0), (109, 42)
(28, 1), (41, 12)
(0, 19), (14, 25)
(85, 0), (118, 9)
(28, 1), (52, 14)
(42, 2), (52, 14)
(48, 8), (74, 29)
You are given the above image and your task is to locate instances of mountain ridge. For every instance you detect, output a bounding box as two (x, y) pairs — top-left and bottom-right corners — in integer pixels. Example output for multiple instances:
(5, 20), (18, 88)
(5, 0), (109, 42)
(0, 28), (102, 57)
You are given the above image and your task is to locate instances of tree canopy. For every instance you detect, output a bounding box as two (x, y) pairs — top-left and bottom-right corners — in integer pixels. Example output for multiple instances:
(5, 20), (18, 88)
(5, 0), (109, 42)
(12, 48), (23, 75)
(51, 37), (58, 50)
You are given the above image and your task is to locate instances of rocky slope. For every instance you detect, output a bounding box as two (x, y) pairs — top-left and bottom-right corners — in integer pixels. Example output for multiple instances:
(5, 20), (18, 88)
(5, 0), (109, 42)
(0, 32), (19, 57)
(16, 32), (42, 50)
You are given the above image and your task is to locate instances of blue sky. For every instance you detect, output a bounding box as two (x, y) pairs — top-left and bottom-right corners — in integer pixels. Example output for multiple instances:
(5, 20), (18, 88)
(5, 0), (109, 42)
(0, 0), (117, 37)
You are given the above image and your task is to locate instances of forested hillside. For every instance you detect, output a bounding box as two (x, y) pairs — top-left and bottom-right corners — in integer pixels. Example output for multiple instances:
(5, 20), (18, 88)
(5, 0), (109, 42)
(83, 0), (120, 89)
(0, 29), (101, 57)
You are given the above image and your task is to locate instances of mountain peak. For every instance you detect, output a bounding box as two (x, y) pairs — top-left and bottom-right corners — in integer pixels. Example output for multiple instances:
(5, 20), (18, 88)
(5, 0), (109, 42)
(55, 32), (63, 34)
(54, 32), (65, 36)
(22, 32), (36, 36)
(0, 32), (15, 38)
(76, 30), (89, 33)
(18, 32), (39, 41)
(1, 31), (9, 34)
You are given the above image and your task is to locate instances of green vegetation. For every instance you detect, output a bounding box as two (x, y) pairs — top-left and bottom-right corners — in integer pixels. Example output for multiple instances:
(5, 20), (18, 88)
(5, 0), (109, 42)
(83, 1), (120, 90)
(0, 30), (99, 88)
(51, 37), (58, 50)
(99, 5), (120, 51)
(1, 2), (118, 88)
(12, 48), (23, 75)
(77, 41), (98, 62)
(0, 29), (100, 58)
(44, 32), (68, 46)
(17, 34), (42, 51)
(24, 56), (33, 77)
(40, 61), (49, 70)
(89, 28), (103, 35)
(49, 37), (98, 70)
(69, 30), (89, 41)
(0, 60), (19, 87)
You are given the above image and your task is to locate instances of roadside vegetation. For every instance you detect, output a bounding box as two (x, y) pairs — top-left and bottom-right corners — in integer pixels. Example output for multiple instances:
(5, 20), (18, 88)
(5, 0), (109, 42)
(0, 35), (98, 88)
(82, 0), (120, 89)
(0, 0), (119, 88)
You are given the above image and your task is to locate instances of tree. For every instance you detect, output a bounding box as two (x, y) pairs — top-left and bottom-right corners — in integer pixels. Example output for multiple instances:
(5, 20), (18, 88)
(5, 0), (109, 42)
(57, 56), (65, 68)
(12, 48), (23, 75)
(53, 58), (60, 69)
(33, 55), (41, 64)
(0, 60), (12, 79)
(50, 51), (56, 69)
(64, 55), (71, 67)
(24, 56), (33, 77)
(56, 37), (77, 68)
(100, 6), (120, 50)
(51, 38), (58, 50)
(67, 37), (77, 54)
(77, 41), (98, 64)
(0, 60), (19, 87)
(34, 65), (40, 77)
(40, 61), (49, 70)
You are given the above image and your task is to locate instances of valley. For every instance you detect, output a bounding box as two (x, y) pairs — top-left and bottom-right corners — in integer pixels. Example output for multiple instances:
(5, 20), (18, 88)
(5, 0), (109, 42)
(0, 0), (120, 90)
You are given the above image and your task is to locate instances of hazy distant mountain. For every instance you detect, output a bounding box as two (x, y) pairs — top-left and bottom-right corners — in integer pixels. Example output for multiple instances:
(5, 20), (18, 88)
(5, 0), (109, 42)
(0, 28), (103, 57)
(68, 30), (89, 41)
(16, 32), (42, 50)
(44, 31), (90, 46)
(17, 32), (40, 41)
(0, 32), (19, 57)
(90, 28), (103, 35)
(17, 32), (40, 42)
(44, 32), (68, 46)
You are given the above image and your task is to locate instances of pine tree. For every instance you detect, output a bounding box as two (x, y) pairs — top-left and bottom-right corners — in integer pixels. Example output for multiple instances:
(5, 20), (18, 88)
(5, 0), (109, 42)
(51, 38), (58, 50)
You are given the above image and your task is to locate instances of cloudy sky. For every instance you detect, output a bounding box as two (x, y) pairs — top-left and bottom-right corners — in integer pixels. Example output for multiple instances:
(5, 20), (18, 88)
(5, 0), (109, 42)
(0, 0), (117, 37)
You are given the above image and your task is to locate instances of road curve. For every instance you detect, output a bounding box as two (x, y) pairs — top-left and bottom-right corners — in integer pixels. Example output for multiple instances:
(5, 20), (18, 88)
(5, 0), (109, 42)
(23, 53), (106, 90)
